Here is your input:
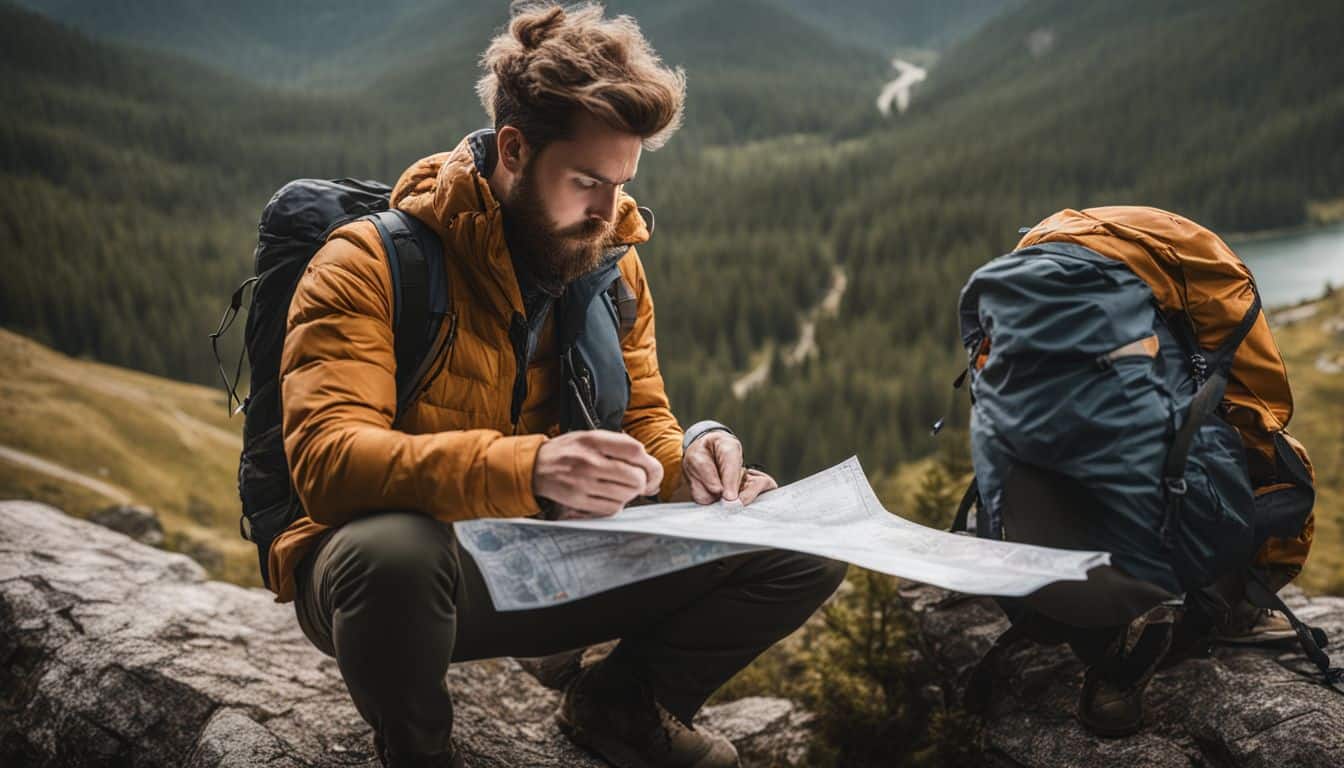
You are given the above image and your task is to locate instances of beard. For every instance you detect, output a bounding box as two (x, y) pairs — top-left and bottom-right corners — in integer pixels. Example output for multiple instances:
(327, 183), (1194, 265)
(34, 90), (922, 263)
(502, 162), (616, 288)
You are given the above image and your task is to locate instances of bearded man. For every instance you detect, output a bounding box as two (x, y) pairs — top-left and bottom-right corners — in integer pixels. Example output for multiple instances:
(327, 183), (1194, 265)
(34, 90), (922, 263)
(268, 3), (846, 766)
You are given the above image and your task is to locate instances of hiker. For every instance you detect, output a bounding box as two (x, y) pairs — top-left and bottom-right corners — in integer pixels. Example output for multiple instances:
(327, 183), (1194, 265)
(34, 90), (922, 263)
(252, 4), (845, 767)
(954, 206), (1327, 737)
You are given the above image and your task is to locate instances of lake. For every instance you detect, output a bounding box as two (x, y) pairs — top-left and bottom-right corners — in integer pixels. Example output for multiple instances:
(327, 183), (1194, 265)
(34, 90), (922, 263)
(1232, 222), (1344, 308)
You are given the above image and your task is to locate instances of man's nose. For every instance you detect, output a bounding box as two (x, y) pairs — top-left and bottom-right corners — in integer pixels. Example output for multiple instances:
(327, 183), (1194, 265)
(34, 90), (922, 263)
(586, 186), (619, 222)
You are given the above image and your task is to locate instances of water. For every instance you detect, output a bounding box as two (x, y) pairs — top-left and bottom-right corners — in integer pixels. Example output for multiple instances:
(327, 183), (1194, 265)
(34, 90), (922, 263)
(1231, 222), (1344, 308)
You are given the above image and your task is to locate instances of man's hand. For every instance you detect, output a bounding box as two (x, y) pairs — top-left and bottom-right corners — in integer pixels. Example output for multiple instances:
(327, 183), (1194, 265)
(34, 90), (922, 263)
(533, 430), (663, 518)
(683, 430), (778, 505)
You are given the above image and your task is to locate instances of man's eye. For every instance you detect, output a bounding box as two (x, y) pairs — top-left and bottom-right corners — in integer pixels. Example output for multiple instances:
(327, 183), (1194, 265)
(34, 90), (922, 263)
(576, 178), (598, 190)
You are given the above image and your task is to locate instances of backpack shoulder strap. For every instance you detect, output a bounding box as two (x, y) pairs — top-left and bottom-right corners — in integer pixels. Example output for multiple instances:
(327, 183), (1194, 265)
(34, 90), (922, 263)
(366, 209), (451, 420)
(607, 275), (638, 338)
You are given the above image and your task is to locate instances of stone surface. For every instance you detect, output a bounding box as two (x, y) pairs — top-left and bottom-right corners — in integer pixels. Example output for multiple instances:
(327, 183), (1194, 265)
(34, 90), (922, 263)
(0, 501), (814, 767)
(898, 582), (1344, 767)
(88, 503), (165, 546)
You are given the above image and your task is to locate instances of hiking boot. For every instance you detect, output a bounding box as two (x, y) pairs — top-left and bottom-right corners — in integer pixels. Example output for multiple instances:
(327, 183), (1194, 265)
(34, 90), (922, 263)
(374, 732), (465, 768)
(1215, 604), (1297, 645)
(557, 655), (740, 768)
(1076, 616), (1172, 738)
(1077, 667), (1149, 738)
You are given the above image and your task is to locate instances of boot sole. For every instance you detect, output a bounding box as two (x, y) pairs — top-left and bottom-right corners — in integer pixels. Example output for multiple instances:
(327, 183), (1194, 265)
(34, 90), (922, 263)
(557, 716), (737, 768)
(1076, 709), (1144, 739)
(1214, 631), (1298, 645)
(557, 717), (653, 768)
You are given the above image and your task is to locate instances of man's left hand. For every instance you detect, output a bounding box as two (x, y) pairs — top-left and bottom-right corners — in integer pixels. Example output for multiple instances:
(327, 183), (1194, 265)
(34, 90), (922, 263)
(683, 431), (778, 505)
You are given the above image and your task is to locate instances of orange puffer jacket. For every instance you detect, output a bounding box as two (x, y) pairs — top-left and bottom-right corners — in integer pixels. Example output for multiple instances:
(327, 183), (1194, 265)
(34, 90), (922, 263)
(266, 134), (684, 602)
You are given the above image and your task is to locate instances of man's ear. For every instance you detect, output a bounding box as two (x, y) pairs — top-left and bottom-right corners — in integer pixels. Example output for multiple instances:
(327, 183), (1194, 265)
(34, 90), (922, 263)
(497, 126), (530, 174)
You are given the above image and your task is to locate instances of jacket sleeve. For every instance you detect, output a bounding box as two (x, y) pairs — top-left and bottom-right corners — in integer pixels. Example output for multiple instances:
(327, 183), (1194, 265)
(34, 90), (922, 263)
(618, 247), (685, 500)
(280, 223), (545, 526)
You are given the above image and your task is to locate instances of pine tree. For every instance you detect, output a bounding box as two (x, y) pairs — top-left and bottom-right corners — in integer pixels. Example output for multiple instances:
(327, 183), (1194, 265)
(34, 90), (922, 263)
(912, 462), (959, 529)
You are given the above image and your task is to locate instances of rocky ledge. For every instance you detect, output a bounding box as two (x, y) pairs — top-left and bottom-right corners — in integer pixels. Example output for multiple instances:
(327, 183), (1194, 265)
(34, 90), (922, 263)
(898, 581), (1344, 767)
(0, 501), (813, 767)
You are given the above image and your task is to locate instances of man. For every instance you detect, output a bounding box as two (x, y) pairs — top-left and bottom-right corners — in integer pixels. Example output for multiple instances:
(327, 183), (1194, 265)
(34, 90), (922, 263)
(268, 3), (847, 766)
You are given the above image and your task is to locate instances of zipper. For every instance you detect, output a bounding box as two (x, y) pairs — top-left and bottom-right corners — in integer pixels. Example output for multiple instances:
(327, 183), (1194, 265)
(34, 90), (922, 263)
(395, 310), (458, 425)
(508, 312), (528, 430)
(568, 378), (600, 430)
(559, 345), (602, 430)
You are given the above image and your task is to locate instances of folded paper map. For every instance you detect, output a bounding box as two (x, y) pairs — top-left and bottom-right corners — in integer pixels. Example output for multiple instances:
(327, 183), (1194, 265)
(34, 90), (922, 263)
(456, 456), (1110, 611)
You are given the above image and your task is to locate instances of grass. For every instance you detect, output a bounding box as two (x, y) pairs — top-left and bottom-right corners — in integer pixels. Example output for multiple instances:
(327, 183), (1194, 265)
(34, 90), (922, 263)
(0, 328), (258, 586)
(1266, 288), (1344, 593)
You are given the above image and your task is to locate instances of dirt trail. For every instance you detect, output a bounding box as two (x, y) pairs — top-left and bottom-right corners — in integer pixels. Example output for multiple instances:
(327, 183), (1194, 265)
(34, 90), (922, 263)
(732, 266), (847, 399)
(0, 444), (134, 504)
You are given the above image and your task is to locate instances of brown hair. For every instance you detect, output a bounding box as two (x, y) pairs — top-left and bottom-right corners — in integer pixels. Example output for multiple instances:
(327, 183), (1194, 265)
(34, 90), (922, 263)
(476, 2), (686, 151)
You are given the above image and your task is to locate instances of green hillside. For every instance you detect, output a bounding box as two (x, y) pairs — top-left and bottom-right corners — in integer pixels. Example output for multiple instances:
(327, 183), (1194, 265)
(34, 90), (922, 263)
(0, 328), (257, 586)
(772, 0), (1020, 54)
(13, 0), (1013, 87)
(0, 0), (868, 391)
(10, 0), (432, 86)
(1266, 291), (1344, 595)
(676, 0), (1344, 480)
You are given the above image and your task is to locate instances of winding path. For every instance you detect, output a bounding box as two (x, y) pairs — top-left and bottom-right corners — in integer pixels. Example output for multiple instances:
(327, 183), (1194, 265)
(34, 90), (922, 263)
(877, 59), (927, 116)
(732, 266), (848, 399)
(0, 444), (133, 504)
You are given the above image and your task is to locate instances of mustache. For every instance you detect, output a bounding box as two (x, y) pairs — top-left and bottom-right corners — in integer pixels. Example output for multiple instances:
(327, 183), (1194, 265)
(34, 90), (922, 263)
(556, 217), (615, 243)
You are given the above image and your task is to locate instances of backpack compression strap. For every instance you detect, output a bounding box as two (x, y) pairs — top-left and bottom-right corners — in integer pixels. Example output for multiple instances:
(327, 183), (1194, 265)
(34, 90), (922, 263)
(1159, 292), (1262, 548)
(1244, 570), (1344, 693)
(950, 477), (978, 534)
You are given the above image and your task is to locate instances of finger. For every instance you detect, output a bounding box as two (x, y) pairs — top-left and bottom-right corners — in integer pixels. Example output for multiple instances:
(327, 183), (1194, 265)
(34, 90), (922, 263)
(594, 457), (646, 495)
(591, 474), (642, 506)
(585, 430), (648, 462)
(641, 462), (662, 496)
(608, 450), (662, 496)
(588, 430), (662, 493)
(738, 472), (778, 506)
(683, 449), (722, 495)
(577, 491), (629, 517)
(710, 436), (744, 502)
(687, 474), (717, 505)
(561, 486), (628, 516)
(557, 505), (602, 520)
(633, 450), (663, 493)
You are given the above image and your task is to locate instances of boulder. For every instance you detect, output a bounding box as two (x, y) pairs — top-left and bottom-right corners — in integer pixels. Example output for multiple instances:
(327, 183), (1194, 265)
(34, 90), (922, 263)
(0, 501), (814, 767)
(898, 581), (1344, 767)
(88, 503), (164, 546)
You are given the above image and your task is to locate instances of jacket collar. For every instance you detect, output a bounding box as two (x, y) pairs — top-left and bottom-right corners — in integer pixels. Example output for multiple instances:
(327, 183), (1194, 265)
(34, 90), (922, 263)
(389, 130), (652, 319)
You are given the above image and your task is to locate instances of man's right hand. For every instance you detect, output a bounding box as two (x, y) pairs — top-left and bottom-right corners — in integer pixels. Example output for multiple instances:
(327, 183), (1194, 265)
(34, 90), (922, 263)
(533, 430), (663, 518)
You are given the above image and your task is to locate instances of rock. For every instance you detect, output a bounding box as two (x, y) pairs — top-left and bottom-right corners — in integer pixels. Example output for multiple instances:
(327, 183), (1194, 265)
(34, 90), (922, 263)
(88, 502), (164, 546)
(518, 641), (817, 767)
(0, 501), (815, 767)
(897, 582), (1344, 767)
(698, 696), (816, 767)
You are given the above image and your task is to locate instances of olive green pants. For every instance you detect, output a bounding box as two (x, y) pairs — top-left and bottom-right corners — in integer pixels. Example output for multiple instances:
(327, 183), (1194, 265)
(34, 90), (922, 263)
(294, 510), (847, 755)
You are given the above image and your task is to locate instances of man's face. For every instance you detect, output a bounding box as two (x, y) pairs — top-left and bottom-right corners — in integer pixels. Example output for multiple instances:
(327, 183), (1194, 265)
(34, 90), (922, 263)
(502, 112), (643, 286)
